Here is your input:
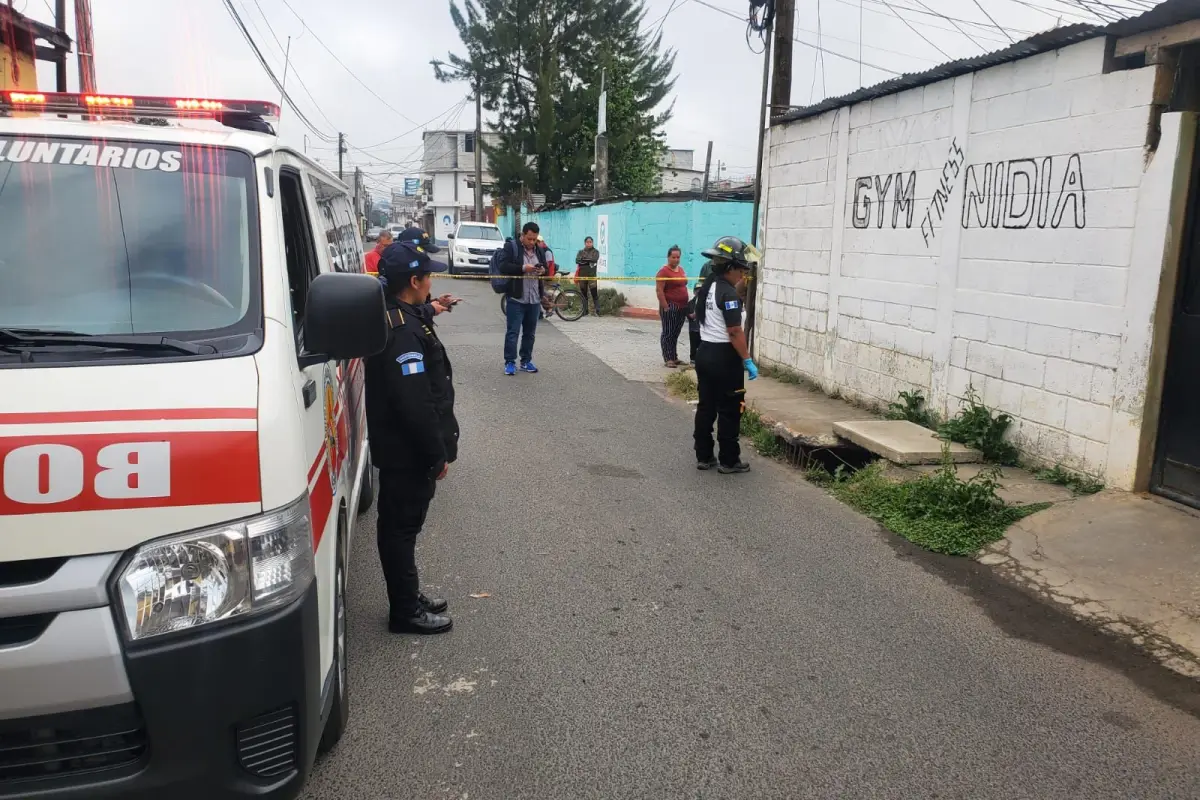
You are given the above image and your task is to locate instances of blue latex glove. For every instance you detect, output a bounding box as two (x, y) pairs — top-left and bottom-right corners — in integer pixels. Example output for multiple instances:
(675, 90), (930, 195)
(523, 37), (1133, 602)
(744, 358), (759, 380)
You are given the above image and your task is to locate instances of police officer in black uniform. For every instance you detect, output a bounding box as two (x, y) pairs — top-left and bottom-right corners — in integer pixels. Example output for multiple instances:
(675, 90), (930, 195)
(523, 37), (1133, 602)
(365, 239), (459, 635)
(694, 236), (759, 474)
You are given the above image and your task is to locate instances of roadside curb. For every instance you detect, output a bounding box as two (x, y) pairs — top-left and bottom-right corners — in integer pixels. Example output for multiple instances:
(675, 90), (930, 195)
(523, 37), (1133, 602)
(619, 306), (658, 320)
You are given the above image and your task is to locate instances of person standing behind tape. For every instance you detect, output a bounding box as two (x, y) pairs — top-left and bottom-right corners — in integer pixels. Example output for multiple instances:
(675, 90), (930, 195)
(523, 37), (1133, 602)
(694, 236), (758, 475)
(575, 236), (601, 316)
(365, 240), (459, 635)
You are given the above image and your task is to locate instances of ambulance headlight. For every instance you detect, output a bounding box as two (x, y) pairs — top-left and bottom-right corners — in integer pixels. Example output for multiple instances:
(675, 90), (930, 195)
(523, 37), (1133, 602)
(115, 495), (315, 641)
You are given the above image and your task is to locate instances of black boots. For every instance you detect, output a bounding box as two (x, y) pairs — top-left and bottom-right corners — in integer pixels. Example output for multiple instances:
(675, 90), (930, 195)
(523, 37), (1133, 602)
(389, 594), (452, 634)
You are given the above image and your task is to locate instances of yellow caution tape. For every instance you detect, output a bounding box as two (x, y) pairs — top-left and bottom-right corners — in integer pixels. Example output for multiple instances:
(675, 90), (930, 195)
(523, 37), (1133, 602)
(436, 274), (753, 283)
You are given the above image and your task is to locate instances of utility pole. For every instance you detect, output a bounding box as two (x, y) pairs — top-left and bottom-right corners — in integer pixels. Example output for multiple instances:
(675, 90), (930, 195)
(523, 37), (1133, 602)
(701, 140), (713, 200)
(748, 0), (788, 353)
(749, 11), (774, 249)
(337, 133), (345, 181)
(353, 167), (363, 234)
(770, 0), (795, 116)
(717, 161), (726, 183)
(473, 82), (484, 221)
(54, 0), (67, 92)
(594, 68), (609, 200)
(470, 82), (484, 220)
(73, 0), (95, 94)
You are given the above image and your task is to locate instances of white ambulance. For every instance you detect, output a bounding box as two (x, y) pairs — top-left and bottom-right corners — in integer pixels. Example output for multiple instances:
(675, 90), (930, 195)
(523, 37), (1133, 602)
(0, 91), (388, 799)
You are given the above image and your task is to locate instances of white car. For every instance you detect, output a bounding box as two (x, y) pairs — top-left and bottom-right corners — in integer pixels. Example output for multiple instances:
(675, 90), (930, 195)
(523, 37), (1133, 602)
(387, 223), (405, 240)
(447, 222), (506, 274)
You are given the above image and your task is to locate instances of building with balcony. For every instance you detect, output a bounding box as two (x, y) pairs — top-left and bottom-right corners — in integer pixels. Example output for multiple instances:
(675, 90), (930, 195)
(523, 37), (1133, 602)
(421, 129), (502, 243)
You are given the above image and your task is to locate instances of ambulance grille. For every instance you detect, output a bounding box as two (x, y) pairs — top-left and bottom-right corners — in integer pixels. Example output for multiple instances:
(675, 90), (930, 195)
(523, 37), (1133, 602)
(0, 704), (146, 786)
(0, 557), (66, 587)
(235, 705), (298, 779)
(0, 613), (55, 647)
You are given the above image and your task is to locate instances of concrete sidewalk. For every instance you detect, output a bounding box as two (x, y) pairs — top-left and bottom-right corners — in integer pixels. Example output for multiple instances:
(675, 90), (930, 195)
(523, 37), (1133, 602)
(980, 493), (1200, 676)
(556, 315), (1200, 678)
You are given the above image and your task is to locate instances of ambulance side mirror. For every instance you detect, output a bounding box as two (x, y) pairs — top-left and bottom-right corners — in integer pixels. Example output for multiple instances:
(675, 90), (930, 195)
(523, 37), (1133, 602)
(301, 273), (388, 367)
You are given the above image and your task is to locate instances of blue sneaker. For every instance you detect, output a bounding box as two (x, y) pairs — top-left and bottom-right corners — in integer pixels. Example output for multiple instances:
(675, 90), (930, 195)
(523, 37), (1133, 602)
(504, 361), (516, 376)
(520, 361), (539, 374)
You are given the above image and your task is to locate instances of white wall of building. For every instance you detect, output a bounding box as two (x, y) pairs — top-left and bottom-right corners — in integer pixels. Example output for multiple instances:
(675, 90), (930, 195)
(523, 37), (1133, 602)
(661, 168), (706, 193)
(757, 36), (1190, 487)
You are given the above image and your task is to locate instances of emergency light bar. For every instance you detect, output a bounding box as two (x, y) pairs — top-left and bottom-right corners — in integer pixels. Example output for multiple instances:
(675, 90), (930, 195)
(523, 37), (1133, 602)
(0, 90), (281, 121)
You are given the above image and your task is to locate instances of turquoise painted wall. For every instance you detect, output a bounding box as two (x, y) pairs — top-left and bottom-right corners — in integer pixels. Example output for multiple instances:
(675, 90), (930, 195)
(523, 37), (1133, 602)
(503, 200), (752, 287)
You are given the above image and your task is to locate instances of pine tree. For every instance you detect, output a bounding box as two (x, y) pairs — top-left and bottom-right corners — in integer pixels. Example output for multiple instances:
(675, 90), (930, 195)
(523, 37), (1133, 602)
(435, 0), (675, 202)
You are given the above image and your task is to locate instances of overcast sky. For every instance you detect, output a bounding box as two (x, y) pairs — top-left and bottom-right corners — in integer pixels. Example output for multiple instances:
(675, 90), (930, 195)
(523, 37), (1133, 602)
(29, 0), (1139, 198)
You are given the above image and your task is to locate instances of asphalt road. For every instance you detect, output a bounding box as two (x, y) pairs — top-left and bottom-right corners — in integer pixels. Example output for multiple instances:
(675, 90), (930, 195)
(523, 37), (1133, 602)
(302, 274), (1200, 800)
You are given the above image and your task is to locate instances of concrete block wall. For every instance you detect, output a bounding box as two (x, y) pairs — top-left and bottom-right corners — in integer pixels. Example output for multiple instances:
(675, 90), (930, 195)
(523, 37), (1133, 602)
(757, 36), (1184, 487)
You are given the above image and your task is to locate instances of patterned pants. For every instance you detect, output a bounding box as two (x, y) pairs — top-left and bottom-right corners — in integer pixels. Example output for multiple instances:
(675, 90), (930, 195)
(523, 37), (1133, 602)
(659, 304), (687, 363)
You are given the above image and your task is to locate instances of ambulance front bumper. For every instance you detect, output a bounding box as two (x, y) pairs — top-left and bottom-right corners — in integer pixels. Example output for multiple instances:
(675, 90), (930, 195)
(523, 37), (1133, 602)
(0, 580), (322, 800)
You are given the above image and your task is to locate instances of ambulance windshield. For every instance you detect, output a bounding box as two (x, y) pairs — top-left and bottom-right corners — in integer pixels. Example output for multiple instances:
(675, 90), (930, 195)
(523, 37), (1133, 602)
(0, 137), (259, 346)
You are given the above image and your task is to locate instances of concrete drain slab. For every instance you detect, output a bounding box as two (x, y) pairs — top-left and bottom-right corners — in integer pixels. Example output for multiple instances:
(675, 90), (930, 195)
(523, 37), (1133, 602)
(832, 419), (980, 465)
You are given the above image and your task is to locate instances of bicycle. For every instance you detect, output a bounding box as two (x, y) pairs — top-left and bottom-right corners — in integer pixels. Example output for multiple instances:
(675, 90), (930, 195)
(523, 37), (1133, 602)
(500, 275), (584, 322)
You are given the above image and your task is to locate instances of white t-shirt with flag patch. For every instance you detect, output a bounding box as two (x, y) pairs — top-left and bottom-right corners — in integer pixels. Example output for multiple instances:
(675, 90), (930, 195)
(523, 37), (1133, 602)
(700, 279), (743, 343)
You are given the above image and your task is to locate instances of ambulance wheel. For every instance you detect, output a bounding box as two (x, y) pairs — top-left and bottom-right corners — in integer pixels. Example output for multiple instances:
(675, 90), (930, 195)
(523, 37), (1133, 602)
(357, 454), (375, 515)
(319, 528), (350, 755)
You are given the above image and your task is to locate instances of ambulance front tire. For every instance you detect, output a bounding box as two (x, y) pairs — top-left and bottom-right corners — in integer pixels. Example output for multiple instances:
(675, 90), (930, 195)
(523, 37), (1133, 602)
(319, 526), (350, 756)
(357, 453), (375, 515)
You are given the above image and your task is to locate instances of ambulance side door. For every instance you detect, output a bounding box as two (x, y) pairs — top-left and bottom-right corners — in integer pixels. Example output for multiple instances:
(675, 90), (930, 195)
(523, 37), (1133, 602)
(276, 157), (336, 681)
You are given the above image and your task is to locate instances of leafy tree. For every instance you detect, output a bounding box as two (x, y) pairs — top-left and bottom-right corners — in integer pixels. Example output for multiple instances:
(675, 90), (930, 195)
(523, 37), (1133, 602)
(435, 0), (675, 202)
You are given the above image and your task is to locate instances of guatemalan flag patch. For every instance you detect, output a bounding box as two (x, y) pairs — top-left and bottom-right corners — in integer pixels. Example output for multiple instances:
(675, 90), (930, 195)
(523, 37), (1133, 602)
(397, 351), (425, 375)
(724, 300), (740, 310)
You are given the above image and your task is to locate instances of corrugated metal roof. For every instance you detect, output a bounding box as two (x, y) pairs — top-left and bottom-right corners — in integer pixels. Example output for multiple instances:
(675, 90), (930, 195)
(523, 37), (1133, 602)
(0, 5), (71, 51)
(772, 0), (1198, 126)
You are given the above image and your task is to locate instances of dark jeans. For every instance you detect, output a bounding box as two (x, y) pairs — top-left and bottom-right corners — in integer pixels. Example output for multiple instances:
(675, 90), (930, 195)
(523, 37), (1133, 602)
(694, 341), (744, 466)
(659, 304), (686, 362)
(376, 469), (437, 618)
(504, 299), (540, 364)
(689, 330), (701, 362)
(579, 278), (600, 313)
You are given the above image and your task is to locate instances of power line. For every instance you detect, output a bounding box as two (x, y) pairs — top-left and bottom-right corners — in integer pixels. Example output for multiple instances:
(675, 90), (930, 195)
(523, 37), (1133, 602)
(816, 0), (825, 98)
(910, 0), (990, 51)
(346, 97), (472, 170)
(219, 0), (336, 142)
(971, 0), (1016, 43)
(244, 0), (338, 130)
(994, 0), (1095, 24)
(691, 0), (904, 76)
(840, 0), (1030, 40)
(355, 96), (473, 151)
(276, 0), (420, 126)
(876, 0), (953, 61)
(349, 97), (471, 166)
(650, 0), (688, 39)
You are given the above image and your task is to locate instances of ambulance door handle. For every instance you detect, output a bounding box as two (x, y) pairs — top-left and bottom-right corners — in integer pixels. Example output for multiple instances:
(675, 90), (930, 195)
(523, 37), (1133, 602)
(303, 379), (317, 408)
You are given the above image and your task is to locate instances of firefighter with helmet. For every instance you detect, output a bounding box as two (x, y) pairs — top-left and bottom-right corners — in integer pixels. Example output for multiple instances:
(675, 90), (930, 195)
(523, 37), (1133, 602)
(694, 235), (760, 474)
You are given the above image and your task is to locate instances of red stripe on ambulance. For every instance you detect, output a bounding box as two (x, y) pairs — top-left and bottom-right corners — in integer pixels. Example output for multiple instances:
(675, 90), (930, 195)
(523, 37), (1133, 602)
(0, 408), (257, 424)
(0, 431), (260, 515)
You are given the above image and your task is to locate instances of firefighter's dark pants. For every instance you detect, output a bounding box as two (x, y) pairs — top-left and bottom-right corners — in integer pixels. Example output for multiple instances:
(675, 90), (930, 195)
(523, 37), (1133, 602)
(694, 341), (744, 467)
